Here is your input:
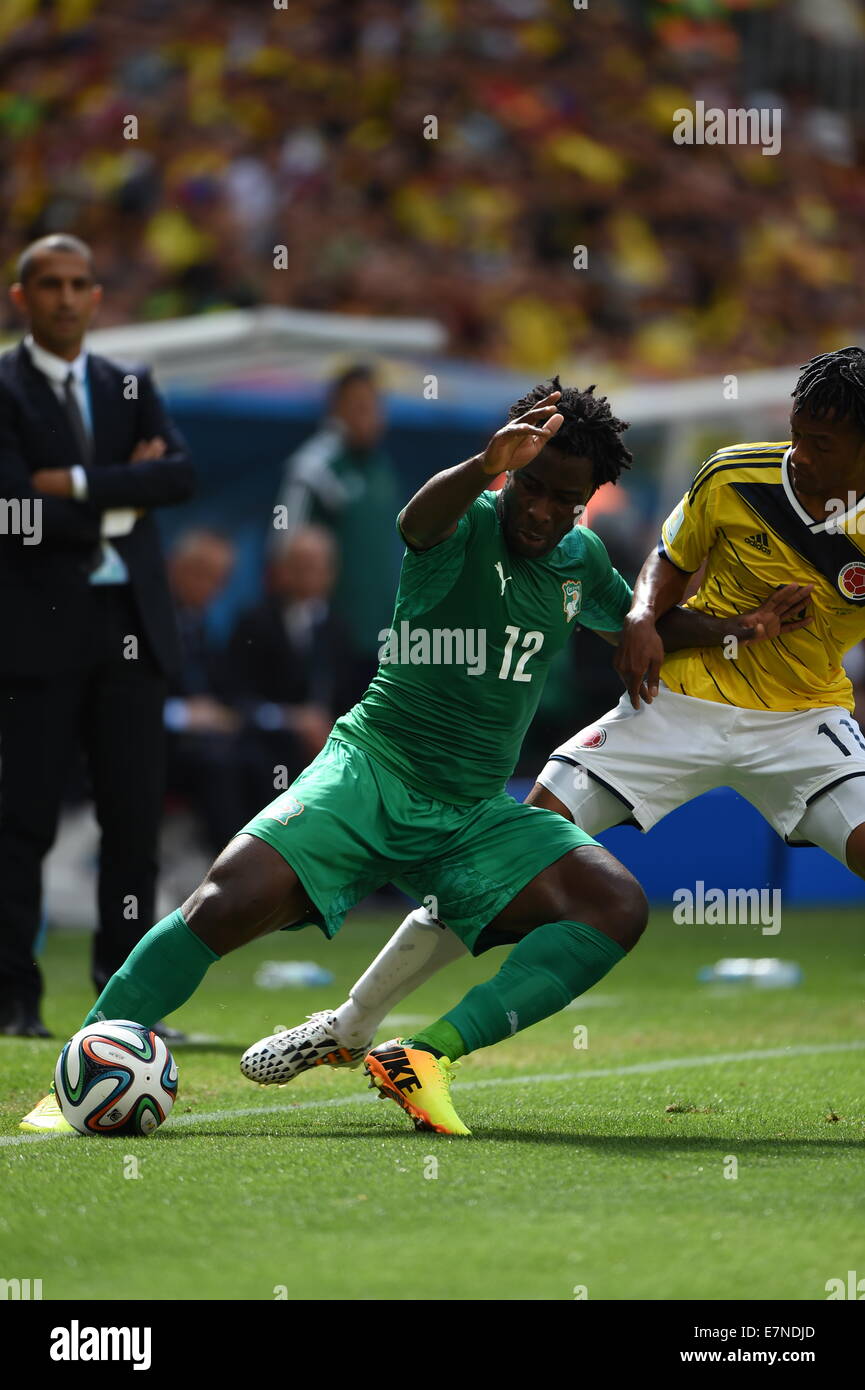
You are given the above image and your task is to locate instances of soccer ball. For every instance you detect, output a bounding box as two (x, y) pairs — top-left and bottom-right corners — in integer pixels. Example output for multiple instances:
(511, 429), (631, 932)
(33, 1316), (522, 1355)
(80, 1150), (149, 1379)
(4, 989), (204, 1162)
(54, 1020), (178, 1136)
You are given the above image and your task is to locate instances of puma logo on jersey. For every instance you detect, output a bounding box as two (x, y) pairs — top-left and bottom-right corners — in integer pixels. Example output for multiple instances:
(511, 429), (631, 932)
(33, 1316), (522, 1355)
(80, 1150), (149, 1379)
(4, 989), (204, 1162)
(743, 531), (771, 555)
(494, 560), (512, 595)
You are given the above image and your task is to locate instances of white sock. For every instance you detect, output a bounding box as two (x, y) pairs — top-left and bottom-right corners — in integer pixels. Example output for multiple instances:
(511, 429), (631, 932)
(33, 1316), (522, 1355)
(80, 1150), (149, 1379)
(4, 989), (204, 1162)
(333, 906), (468, 1046)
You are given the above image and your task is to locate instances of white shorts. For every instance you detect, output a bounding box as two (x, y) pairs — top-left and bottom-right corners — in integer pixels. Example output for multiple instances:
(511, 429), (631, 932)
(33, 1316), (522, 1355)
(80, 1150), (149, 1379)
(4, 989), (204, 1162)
(536, 685), (865, 865)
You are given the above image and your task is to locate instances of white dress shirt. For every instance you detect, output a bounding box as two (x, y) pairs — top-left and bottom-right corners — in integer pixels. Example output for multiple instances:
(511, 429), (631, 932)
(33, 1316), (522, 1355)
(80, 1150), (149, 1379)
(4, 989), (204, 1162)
(24, 334), (135, 582)
(283, 597), (327, 653)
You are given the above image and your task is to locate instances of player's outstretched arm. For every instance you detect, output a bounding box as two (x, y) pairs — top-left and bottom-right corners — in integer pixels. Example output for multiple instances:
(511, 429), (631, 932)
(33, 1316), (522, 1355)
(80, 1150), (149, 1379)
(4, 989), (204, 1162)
(614, 551), (813, 708)
(398, 391), (564, 550)
(656, 584), (813, 650)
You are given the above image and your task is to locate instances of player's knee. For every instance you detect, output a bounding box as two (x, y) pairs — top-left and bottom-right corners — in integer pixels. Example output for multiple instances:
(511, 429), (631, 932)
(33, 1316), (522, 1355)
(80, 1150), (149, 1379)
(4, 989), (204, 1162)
(561, 858), (647, 951)
(182, 841), (299, 954)
(606, 870), (649, 951)
(182, 875), (246, 953)
(200, 871), (242, 925)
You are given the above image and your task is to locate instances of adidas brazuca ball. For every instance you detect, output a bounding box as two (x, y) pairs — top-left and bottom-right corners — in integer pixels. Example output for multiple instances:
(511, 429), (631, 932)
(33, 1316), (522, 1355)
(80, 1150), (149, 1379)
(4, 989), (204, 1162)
(54, 1020), (178, 1136)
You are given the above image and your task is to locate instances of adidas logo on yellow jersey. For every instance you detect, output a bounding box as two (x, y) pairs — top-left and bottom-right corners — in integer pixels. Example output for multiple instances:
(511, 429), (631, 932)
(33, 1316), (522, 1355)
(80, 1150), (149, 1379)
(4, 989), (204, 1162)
(743, 531), (771, 555)
(659, 441), (865, 712)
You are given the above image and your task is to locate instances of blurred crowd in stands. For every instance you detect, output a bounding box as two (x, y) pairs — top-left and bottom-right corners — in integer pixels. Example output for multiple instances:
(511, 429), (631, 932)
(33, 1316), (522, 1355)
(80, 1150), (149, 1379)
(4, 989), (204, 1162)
(2, 0), (864, 379)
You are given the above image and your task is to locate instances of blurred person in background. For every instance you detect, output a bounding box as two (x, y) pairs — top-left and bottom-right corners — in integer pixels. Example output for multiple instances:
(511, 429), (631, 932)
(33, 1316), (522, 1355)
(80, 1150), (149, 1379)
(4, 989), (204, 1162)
(274, 365), (401, 675)
(229, 525), (363, 802)
(0, 234), (194, 1036)
(164, 527), (243, 858)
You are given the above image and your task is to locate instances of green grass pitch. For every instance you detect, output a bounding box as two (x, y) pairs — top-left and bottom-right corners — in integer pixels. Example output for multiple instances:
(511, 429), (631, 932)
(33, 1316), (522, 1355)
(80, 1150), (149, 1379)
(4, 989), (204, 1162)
(1, 907), (863, 1301)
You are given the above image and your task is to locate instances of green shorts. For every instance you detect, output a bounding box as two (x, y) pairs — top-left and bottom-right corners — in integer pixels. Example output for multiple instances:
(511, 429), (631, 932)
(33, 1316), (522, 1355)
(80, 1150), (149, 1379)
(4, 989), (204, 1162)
(239, 736), (599, 954)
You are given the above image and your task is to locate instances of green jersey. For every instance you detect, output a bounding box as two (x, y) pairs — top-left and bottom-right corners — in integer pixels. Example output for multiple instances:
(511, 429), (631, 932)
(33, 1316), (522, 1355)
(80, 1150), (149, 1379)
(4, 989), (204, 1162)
(330, 490), (632, 804)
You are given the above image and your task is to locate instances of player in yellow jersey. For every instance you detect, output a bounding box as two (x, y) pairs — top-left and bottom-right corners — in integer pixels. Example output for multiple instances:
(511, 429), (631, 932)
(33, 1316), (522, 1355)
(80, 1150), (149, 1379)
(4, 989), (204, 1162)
(548, 344), (865, 874)
(240, 347), (865, 1097)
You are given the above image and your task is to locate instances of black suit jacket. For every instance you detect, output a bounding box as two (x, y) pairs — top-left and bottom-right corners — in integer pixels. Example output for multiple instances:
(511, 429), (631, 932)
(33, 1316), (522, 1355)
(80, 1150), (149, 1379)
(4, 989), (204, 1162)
(228, 596), (363, 715)
(0, 342), (195, 677)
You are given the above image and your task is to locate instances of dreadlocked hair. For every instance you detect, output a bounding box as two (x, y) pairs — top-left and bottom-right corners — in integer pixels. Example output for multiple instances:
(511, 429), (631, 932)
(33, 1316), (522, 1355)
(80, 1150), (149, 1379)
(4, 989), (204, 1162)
(792, 347), (865, 435)
(507, 376), (632, 489)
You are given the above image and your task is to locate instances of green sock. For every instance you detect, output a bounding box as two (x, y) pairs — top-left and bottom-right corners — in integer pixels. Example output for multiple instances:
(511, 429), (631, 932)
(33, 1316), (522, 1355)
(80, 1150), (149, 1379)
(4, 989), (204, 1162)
(82, 908), (220, 1030)
(416, 920), (626, 1058)
(407, 1020), (467, 1062)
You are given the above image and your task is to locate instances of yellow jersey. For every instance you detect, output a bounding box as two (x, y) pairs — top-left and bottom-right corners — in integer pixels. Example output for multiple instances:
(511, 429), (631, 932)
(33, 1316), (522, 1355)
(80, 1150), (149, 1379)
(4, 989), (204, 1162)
(659, 442), (865, 712)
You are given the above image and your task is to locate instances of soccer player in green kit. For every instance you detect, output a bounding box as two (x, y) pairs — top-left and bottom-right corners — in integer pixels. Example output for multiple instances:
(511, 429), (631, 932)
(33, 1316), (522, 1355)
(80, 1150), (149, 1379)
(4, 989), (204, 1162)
(23, 382), (805, 1136)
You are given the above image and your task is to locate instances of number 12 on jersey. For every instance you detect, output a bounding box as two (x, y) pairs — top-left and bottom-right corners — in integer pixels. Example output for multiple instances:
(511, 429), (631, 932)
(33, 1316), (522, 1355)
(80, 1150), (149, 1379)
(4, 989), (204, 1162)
(498, 625), (544, 682)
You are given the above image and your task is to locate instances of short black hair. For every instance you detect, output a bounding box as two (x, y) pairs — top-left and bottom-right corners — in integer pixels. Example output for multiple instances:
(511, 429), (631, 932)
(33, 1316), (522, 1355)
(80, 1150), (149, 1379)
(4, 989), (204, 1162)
(792, 347), (865, 436)
(507, 376), (632, 489)
(16, 234), (95, 284)
(328, 363), (377, 407)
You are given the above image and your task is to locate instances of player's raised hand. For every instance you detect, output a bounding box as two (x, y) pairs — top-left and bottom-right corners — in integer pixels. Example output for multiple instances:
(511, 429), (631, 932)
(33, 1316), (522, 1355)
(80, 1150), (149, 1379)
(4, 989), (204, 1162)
(480, 392), (565, 477)
(735, 583), (815, 642)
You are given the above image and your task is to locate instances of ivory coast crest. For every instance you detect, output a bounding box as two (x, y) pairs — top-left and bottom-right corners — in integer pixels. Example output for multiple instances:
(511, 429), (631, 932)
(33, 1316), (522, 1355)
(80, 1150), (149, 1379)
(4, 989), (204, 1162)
(562, 579), (582, 621)
(266, 795), (305, 825)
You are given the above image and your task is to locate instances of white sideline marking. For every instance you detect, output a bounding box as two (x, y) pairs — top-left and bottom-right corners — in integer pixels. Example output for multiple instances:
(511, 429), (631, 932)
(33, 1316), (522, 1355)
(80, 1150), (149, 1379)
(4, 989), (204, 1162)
(388, 996), (622, 1024)
(564, 994), (621, 1010)
(2, 1039), (863, 1148)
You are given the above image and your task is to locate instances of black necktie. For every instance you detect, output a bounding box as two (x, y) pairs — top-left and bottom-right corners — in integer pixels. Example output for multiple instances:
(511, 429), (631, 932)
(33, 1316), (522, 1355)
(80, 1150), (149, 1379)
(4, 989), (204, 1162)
(63, 370), (91, 465)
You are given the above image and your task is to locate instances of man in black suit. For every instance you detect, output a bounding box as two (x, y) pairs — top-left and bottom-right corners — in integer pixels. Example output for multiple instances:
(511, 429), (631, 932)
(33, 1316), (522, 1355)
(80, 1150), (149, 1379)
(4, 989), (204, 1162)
(229, 525), (365, 800)
(0, 233), (195, 1035)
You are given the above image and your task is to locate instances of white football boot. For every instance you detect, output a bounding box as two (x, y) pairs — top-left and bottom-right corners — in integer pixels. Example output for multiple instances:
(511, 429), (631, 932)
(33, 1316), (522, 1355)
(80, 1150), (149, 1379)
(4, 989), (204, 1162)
(240, 1011), (373, 1085)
